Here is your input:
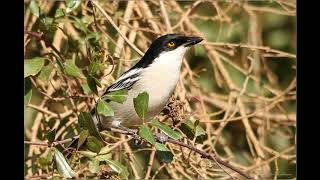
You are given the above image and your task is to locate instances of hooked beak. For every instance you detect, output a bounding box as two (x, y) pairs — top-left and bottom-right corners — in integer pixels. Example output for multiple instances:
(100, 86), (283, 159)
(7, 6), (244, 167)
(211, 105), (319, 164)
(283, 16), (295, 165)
(184, 36), (203, 47)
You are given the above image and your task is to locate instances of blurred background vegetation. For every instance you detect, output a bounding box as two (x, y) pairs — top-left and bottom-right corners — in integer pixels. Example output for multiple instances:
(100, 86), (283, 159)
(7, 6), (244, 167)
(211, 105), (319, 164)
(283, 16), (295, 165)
(24, 0), (296, 179)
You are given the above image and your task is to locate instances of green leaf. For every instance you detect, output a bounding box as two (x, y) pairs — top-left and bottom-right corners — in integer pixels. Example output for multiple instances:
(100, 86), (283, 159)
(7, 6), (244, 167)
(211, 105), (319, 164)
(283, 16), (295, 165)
(99, 145), (111, 155)
(64, 60), (85, 79)
(97, 100), (114, 117)
(150, 119), (181, 140)
(105, 159), (129, 180)
(24, 89), (32, 108)
(133, 92), (149, 120)
(179, 118), (207, 143)
(78, 150), (97, 158)
(81, 83), (92, 95)
(89, 158), (100, 173)
(156, 150), (174, 163)
(47, 148), (54, 164)
(86, 136), (104, 153)
(95, 153), (112, 161)
(55, 9), (65, 18)
(29, 0), (41, 18)
(66, 0), (82, 13)
(38, 64), (53, 85)
(195, 125), (206, 137)
(102, 89), (128, 103)
(78, 112), (103, 141)
(45, 129), (56, 143)
(24, 78), (32, 109)
(155, 142), (170, 151)
(87, 75), (98, 95)
(54, 148), (75, 178)
(89, 61), (99, 75)
(24, 57), (45, 78)
(77, 130), (89, 149)
(139, 125), (156, 145)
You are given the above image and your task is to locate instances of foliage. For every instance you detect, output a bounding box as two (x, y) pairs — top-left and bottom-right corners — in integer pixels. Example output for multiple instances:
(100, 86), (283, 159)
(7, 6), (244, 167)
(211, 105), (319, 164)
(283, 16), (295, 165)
(24, 0), (296, 179)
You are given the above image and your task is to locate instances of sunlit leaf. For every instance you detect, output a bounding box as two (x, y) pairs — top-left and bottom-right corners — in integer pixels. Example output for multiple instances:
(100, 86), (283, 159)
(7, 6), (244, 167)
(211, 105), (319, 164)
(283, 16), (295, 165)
(102, 89), (128, 103)
(66, 0), (82, 13)
(24, 57), (45, 78)
(78, 112), (103, 141)
(95, 153), (112, 161)
(139, 125), (156, 145)
(29, 0), (41, 18)
(97, 100), (114, 117)
(64, 60), (85, 79)
(38, 64), (53, 85)
(86, 136), (104, 153)
(24, 78), (32, 109)
(150, 119), (181, 140)
(55, 8), (65, 18)
(133, 92), (149, 120)
(155, 142), (169, 151)
(77, 130), (89, 149)
(54, 148), (75, 178)
(81, 83), (92, 95)
(105, 159), (129, 180)
(78, 150), (97, 158)
(89, 159), (100, 173)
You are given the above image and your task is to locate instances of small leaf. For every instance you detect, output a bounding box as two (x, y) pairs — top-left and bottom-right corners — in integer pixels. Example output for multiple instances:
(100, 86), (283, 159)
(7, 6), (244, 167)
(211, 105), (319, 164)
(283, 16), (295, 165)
(97, 100), (114, 117)
(95, 153), (112, 161)
(24, 79), (32, 109)
(156, 150), (174, 163)
(133, 92), (149, 120)
(195, 125), (207, 143)
(78, 112), (103, 141)
(54, 148), (75, 178)
(102, 89), (128, 103)
(38, 64), (53, 85)
(77, 130), (89, 149)
(81, 83), (92, 95)
(29, 0), (41, 18)
(150, 119), (181, 140)
(89, 159), (100, 173)
(66, 0), (82, 13)
(139, 125), (156, 145)
(64, 60), (85, 79)
(24, 57), (45, 78)
(105, 159), (129, 180)
(87, 75), (98, 95)
(55, 8), (65, 18)
(195, 125), (206, 137)
(47, 148), (54, 164)
(155, 142), (170, 151)
(45, 129), (56, 143)
(78, 150), (97, 158)
(99, 145), (111, 155)
(86, 136), (104, 153)
(24, 89), (32, 109)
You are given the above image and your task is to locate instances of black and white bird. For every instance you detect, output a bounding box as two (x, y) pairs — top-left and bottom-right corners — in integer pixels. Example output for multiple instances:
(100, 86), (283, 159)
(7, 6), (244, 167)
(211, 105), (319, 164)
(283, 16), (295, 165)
(93, 34), (203, 130)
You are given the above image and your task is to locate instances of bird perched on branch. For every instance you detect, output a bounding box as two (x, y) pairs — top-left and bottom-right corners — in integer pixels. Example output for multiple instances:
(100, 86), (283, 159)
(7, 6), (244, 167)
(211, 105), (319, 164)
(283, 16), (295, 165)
(93, 34), (203, 130)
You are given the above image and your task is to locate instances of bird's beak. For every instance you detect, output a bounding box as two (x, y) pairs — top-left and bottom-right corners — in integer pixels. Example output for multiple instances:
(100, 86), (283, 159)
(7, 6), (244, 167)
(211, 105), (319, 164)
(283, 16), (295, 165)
(184, 36), (203, 47)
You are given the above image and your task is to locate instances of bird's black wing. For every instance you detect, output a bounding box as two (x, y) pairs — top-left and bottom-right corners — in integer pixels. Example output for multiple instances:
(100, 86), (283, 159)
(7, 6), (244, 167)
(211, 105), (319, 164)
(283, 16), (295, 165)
(103, 69), (142, 94)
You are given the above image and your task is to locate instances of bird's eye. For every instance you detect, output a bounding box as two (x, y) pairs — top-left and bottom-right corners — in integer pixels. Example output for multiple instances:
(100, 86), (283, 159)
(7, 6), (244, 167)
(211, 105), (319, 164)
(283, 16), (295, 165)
(167, 41), (176, 48)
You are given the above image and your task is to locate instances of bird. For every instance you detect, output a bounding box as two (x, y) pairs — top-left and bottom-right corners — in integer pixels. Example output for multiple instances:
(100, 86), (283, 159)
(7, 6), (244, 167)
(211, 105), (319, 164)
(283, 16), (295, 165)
(92, 33), (203, 131)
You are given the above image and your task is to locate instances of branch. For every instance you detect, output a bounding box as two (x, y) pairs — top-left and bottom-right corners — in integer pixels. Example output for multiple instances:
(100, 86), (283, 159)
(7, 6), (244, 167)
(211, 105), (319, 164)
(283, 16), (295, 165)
(24, 135), (80, 147)
(25, 127), (254, 179)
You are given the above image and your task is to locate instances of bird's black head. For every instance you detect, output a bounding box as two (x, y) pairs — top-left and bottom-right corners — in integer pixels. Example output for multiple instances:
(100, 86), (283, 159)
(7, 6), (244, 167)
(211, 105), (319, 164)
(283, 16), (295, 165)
(133, 34), (203, 68)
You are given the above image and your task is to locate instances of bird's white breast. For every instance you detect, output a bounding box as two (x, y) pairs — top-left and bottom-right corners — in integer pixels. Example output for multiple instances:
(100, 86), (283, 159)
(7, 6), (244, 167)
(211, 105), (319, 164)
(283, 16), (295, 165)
(101, 46), (189, 128)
